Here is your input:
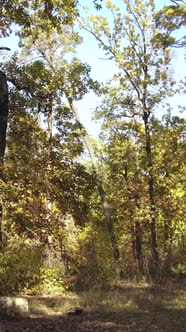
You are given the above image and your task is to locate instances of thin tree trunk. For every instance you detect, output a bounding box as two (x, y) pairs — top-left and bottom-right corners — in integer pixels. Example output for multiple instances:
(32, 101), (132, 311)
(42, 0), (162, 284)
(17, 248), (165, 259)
(135, 221), (142, 259)
(0, 71), (8, 252)
(134, 159), (143, 273)
(164, 218), (169, 247)
(163, 194), (173, 251)
(135, 220), (143, 272)
(67, 98), (120, 261)
(45, 105), (53, 266)
(143, 113), (158, 270)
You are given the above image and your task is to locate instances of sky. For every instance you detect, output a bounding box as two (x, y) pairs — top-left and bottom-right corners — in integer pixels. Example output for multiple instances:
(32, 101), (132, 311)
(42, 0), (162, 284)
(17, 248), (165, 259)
(0, 0), (185, 138)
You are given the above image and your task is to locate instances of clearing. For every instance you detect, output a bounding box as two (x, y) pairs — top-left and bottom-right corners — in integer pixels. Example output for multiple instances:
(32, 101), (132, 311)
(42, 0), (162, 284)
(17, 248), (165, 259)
(0, 281), (185, 332)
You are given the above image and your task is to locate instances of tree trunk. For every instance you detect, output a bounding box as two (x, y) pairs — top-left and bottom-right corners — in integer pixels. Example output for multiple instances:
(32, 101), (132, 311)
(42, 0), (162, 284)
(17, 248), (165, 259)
(0, 71), (8, 252)
(143, 113), (159, 272)
(135, 220), (143, 273)
(0, 71), (8, 164)
(164, 218), (169, 248)
(135, 220), (142, 260)
(45, 105), (54, 266)
(67, 99), (120, 261)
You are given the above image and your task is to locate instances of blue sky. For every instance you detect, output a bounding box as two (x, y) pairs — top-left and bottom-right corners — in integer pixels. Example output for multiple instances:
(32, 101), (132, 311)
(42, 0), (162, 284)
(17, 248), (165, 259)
(0, 0), (185, 137)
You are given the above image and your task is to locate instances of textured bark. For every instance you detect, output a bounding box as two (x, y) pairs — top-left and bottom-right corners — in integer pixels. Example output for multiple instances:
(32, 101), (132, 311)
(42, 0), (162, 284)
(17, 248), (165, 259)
(143, 113), (159, 269)
(45, 105), (54, 267)
(0, 71), (8, 164)
(135, 220), (142, 260)
(0, 71), (8, 252)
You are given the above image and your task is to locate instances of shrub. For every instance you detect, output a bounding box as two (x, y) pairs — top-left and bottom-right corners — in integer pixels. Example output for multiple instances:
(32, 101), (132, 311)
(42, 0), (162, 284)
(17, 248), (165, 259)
(0, 242), (43, 295)
(29, 267), (66, 295)
(0, 235), (68, 296)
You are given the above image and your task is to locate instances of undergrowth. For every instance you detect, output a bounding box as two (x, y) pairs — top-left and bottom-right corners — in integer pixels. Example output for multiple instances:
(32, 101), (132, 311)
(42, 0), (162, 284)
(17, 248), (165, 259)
(27, 279), (186, 316)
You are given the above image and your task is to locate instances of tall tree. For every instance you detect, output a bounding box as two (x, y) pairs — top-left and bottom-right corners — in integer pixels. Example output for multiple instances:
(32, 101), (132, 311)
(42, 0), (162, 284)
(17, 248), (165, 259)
(0, 0), (78, 252)
(29, 31), (120, 261)
(101, 129), (145, 274)
(2, 13), (120, 261)
(2, 80), (94, 258)
(83, 0), (182, 275)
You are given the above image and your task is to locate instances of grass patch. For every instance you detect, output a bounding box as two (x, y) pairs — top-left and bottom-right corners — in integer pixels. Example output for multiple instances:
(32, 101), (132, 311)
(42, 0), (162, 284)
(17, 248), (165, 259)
(22, 279), (186, 317)
(28, 292), (80, 316)
(2, 280), (185, 332)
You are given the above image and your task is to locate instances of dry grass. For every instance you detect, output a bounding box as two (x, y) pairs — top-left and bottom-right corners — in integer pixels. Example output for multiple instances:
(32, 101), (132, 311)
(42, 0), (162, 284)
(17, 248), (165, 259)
(1, 280), (186, 332)
(27, 279), (186, 316)
(28, 292), (80, 316)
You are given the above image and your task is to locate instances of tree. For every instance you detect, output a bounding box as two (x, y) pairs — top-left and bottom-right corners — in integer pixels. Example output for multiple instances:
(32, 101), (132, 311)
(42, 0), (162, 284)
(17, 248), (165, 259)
(0, 0), (78, 253)
(100, 128), (145, 275)
(83, 0), (183, 275)
(12, 11), (120, 261)
(1, 1), (120, 262)
(2, 75), (96, 267)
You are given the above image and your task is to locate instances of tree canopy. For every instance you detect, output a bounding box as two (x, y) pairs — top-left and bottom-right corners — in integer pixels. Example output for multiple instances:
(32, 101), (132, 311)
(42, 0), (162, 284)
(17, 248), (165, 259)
(0, 0), (185, 294)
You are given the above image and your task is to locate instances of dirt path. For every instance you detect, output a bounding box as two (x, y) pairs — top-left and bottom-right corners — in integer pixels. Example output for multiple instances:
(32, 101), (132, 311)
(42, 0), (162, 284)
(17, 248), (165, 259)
(1, 307), (186, 332)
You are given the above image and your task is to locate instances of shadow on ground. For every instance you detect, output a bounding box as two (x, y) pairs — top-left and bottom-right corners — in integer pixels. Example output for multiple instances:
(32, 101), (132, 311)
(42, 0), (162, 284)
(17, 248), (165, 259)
(1, 308), (186, 332)
(0, 285), (185, 332)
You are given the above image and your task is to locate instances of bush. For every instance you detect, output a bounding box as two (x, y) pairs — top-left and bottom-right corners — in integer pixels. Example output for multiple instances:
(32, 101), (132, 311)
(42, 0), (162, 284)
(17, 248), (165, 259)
(74, 227), (117, 290)
(0, 237), (65, 295)
(0, 243), (43, 295)
(29, 267), (66, 295)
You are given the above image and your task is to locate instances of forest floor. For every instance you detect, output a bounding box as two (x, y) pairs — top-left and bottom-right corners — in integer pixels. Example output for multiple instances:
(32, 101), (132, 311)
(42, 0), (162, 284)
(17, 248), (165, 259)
(0, 280), (186, 332)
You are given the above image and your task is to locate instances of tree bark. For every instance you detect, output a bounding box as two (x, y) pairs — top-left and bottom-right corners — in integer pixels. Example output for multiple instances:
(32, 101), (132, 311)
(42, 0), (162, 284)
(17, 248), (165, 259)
(0, 71), (8, 252)
(135, 220), (142, 260)
(143, 113), (159, 271)
(0, 71), (8, 164)
(45, 104), (54, 266)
